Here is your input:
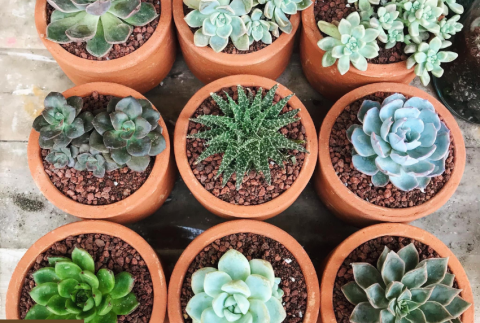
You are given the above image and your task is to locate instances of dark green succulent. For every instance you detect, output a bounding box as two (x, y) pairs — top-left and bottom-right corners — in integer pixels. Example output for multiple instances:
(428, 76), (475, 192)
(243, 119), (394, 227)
(45, 146), (79, 169)
(32, 93), (93, 150)
(25, 247), (138, 321)
(91, 96), (166, 172)
(188, 84), (308, 189)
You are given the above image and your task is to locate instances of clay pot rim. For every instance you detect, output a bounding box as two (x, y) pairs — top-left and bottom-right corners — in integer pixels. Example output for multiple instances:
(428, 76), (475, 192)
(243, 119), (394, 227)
(34, 0), (172, 72)
(172, 0), (300, 65)
(320, 223), (474, 323)
(27, 82), (171, 220)
(301, 5), (412, 76)
(318, 82), (466, 221)
(5, 220), (167, 321)
(167, 219), (320, 323)
(173, 74), (318, 219)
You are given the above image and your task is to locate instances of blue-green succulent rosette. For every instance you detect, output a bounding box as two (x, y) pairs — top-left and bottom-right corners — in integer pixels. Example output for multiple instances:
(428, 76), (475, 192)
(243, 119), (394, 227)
(347, 93), (451, 192)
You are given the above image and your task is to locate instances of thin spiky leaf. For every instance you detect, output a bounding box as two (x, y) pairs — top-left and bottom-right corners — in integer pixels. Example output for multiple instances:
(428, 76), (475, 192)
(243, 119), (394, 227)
(261, 85), (278, 110)
(196, 141), (229, 163)
(211, 93), (233, 117)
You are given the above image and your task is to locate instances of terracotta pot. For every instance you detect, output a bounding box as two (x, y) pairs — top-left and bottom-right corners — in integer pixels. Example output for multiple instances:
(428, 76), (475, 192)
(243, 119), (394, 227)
(172, 0), (300, 84)
(174, 75), (318, 220)
(6, 220), (168, 322)
(300, 6), (416, 101)
(168, 220), (320, 323)
(316, 83), (466, 227)
(27, 82), (176, 224)
(34, 0), (176, 94)
(320, 223), (474, 323)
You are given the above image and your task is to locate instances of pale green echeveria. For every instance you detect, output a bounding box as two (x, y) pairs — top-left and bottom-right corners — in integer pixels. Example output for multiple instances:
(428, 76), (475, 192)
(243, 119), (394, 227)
(46, 0), (158, 57)
(402, 0), (443, 40)
(25, 247), (138, 321)
(406, 37), (458, 86)
(369, 17), (404, 47)
(317, 12), (380, 75)
(347, 93), (451, 191)
(184, 0), (252, 52)
(376, 4), (401, 29)
(438, 15), (463, 40)
(258, 0), (312, 33)
(342, 243), (472, 323)
(347, 0), (379, 7)
(438, 0), (464, 15)
(32, 92), (93, 150)
(91, 96), (165, 172)
(186, 249), (286, 323)
(242, 9), (279, 45)
(45, 146), (78, 169)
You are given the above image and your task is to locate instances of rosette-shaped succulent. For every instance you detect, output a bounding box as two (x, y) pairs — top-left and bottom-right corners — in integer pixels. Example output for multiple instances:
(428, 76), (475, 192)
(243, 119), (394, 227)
(341, 243), (472, 323)
(188, 84), (307, 189)
(25, 247), (138, 321)
(45, 146), (78, 169)
(376, 4), (401, 29)
(317, 12), (380, 75)
(33, 93), (93, 150)
(401, 0), (443, 38)
(186, 249), (286, 323)
(184, 0), (252, 52)
(91, 96), (165, 172)
(74, 151), (121, 178)
(438, 15), (463, 40)
(258, 0), (312, 33)
(347, 93), (451, 191)
(406, 37), (458, 85)
(242, 9), (279, 45)
(46, 0), (158, 57)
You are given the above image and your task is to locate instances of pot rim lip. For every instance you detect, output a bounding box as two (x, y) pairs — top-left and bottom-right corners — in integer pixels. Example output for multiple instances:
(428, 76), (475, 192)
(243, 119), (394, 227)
(173, 74), (318, 219)
(301, 5), (412, 76)
(167, 219), (320, 323)
(320, 223), (474, 323)
(27, 82), (171, 219)
(172, 0), (300, 65)
(6, 220), (167, 321)
(318, 82), (466, 221)
(34, 0), (172, 71)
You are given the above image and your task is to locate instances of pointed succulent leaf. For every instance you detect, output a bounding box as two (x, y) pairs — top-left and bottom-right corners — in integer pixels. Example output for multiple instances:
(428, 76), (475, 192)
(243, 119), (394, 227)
(123, 3), (158, 26)
(342, 281), (368, 305)
(365, 283), (389, 308)
(110, 272), (135, 299)
(418, 301), (453, 322)
(445, 296), (472, 318)
(25, 304), (51, 320)
(428, 284), (461, 305)
(401, 264), (428, 289)
(112, 292), (139, 315)
(350, 302), (381, 323)
(72, 247), (95, 272)
(416, 258), (449, 285)
(55, 261), (82, 281)
(33, 267), (61, 285)
(29, 282), (59, 306)
(352, 263), (385, 289)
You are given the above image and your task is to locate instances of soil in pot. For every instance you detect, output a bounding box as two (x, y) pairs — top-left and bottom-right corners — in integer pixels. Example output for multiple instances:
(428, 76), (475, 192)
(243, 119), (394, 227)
(182, 5), (280, 54)
(42, 92), (155, 206)
(332, 236), (458, 323)
(186, 86), (307, 206)
(19, 233), (154, 321)
(329, 92), (455, 208)
(313, 0), (408, 64)
(180, 233), (308, 323)
(45, 0), (161, 61)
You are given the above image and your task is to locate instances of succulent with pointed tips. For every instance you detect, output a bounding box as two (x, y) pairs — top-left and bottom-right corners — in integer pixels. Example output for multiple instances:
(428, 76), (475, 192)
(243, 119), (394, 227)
(242, 9), (279, 46)
(347, 93), (451, 192)
(188, 85), (307, 189)
(401, 0), (444, 40)
(46, 0), (158, 58)
(25, 247), (138, 321)
(45, 146), (79, 169)
(317, 12), (380, 75)
(258, 0), (312, 34)
(186, 249), (286, 323)
(341, 243), (471, 323)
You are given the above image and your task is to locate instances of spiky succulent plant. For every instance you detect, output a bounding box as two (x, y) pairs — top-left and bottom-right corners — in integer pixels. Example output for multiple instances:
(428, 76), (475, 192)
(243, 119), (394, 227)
(46, 0), (158, 58)
(347, 93), (451, 192)
(342, 243), (472, 323)
(33, 93), (93, 150)
(188, 84), (307, 189)
(242, 9), (279, 46)
(257, 0), (312, 33)
(91, 96), (166, 172)
(186, 249), (286, 323)
(25, 247), (138, 321)
(318, 12), (380, 75)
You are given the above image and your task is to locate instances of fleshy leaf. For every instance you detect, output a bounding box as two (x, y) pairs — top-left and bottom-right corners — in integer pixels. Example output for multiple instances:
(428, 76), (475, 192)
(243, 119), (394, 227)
(110, 272), (135, 299)
(72, 247), (95, 272)
(218, 249), (251, 281)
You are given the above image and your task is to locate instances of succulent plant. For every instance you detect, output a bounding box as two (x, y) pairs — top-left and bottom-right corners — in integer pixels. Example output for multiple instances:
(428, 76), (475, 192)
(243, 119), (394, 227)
(186, 249), (286, 323)
(348, 0), (379, 6)
(46, 0), (158, 58)
(438, 15), (463, 40)
(318, 12), (380, 75)
(91, 96), (166, 172)
(188, 85), (307, 189)
(242, 9), (279, 45)
(184, 0), (252, 52)
(341, 243), (472, 323)
(406, 37), (458, 86)
(25, 247), (138, 321)
(347, 93), (451, 191)
(401, 0), (443, 40)
(439, 0), (464, 15)
(33, 93), (94, 150)
(258, 0), (312, 33)
(45, 146), (79, 169)
(74, 151), (122, 178)
(376, 4), (401, 29)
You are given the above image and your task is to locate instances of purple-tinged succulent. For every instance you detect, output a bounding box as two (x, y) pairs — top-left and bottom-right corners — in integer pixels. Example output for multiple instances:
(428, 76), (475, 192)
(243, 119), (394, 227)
(347, 93), (450, 192)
